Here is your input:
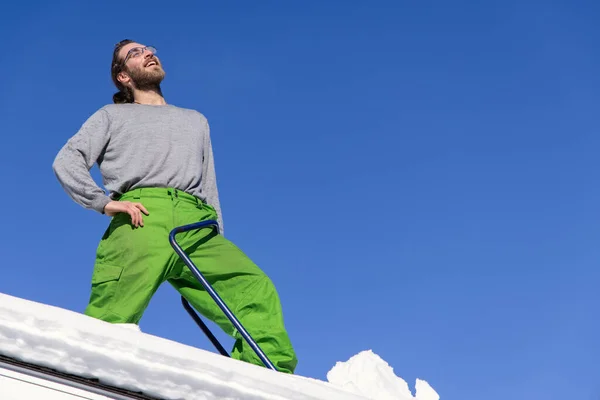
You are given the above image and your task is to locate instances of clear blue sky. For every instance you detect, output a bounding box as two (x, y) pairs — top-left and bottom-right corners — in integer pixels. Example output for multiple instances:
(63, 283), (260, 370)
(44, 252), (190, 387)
(1, 1), (599, 399)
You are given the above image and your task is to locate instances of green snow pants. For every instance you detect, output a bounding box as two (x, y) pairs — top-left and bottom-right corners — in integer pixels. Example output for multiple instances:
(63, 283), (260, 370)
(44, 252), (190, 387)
(84, 187), (297, 374)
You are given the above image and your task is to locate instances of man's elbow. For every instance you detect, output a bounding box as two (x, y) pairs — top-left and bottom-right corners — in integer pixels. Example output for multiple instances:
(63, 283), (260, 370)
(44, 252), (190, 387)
(51, 156), (62, 176)
(51, 151), (69, 180)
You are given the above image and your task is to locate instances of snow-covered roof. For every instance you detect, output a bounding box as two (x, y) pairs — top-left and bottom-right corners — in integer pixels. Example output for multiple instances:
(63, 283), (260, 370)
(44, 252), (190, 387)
(0, 292), (438, 400)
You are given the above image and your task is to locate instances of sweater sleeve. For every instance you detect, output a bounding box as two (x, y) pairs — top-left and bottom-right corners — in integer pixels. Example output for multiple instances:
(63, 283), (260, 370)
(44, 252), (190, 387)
(201, 117), (225, 236)
(52, 108), (112, 214)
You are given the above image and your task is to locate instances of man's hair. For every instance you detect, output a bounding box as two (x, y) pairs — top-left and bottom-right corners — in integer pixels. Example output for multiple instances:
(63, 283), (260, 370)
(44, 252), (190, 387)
(111, 39), (135, 104)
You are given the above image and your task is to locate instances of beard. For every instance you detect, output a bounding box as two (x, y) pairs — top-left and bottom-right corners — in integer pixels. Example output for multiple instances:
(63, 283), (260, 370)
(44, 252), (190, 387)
(126, 63), (166, 91)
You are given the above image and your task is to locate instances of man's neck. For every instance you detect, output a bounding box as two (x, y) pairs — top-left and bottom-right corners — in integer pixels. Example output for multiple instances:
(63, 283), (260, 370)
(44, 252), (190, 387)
(133, 89), (166, 105)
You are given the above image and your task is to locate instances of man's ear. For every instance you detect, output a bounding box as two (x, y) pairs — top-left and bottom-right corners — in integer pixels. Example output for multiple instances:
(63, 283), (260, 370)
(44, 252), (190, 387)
(117, 71), (130, 86)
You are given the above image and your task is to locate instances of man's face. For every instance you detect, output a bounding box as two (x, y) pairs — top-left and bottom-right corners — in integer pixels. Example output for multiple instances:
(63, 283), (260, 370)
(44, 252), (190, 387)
(118, 42), (165, 90)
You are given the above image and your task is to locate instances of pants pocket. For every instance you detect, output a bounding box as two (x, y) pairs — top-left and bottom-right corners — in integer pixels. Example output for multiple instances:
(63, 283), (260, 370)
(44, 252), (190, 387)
(87, 264), (124, 316)
(91, 264), (123, 285)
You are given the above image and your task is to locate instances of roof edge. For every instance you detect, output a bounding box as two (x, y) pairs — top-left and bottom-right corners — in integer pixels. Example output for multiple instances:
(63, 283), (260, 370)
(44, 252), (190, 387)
(0, 354), (160, 400)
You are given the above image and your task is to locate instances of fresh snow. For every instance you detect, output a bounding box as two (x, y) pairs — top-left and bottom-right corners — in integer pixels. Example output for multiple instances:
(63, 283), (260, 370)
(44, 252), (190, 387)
(0, 292), (438, 399)
(327, 350), (439, 400)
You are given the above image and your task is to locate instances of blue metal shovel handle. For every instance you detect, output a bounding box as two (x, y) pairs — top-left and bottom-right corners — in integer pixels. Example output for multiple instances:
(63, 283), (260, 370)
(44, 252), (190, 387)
(169, 220), (277, 371)
(181, 296), (230, 358)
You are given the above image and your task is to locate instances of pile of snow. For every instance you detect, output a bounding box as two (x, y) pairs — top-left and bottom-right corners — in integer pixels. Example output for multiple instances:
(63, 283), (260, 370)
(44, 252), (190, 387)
(327, 350), (439, 400)
(0, 292), (438, 399)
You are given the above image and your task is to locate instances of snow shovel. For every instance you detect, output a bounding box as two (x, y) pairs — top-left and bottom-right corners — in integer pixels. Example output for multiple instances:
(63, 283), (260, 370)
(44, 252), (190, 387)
(169, 220), (277, 371)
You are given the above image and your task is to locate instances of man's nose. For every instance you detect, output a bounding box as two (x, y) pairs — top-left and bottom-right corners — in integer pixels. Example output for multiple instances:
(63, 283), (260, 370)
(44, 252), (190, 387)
(143, 48), (155, 58)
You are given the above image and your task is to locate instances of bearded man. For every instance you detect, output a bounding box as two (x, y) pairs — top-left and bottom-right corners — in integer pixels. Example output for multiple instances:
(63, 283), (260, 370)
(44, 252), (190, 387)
(52, 39), (298, 374)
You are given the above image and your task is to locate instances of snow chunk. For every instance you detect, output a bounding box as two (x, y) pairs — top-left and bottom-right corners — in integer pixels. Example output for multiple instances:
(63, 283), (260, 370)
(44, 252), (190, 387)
(326, 350), (439, 400)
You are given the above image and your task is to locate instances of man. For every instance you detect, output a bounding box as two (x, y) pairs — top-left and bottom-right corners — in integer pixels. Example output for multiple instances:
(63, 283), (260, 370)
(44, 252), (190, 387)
(52, 39), (297, 374)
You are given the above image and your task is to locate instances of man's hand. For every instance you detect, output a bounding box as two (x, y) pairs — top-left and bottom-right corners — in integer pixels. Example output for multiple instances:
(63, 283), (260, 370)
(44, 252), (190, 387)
(103, 201), (149, 228)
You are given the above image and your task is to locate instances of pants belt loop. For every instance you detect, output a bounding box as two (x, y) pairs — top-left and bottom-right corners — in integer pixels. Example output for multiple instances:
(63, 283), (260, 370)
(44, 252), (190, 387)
(133, 188), (141, 200)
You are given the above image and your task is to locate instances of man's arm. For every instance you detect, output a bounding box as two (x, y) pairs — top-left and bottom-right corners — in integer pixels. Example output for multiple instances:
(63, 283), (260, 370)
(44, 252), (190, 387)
(201, 118), (224, 236)
(52, 108), (112, 214)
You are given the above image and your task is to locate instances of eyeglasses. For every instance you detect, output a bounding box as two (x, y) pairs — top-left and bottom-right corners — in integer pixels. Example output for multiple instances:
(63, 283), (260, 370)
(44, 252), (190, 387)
(122, 46), (157, 65)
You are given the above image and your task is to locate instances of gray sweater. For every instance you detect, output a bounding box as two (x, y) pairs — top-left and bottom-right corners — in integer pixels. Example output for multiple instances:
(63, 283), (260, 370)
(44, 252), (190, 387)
(52, 103), (224, 234)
